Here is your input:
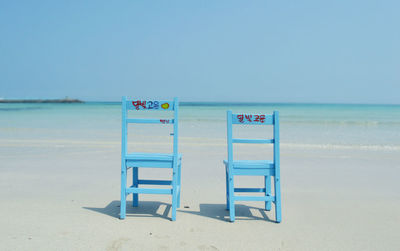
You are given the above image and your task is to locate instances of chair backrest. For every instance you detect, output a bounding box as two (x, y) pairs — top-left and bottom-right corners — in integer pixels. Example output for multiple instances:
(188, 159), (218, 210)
(121, 97), (179, 156)
(226, 110), (280, 165)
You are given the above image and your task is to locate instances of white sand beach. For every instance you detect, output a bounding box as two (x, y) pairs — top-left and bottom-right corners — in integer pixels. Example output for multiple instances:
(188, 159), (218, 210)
(1, 130), (399, 250)
(2, 0), (400, 249)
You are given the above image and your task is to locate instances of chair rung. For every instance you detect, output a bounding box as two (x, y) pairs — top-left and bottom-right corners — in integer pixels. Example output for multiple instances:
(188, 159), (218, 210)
(233, 195), (275, 201)
(234, 188), (266, 193)
(232, 169), (275, 176)
(233, 139), (274, 144)
(126, 187), (172, 195)
(138, 179), (172, 185)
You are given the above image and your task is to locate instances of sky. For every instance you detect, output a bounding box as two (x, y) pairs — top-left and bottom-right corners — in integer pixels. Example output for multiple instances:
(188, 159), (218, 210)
(0, 0), (399, 103)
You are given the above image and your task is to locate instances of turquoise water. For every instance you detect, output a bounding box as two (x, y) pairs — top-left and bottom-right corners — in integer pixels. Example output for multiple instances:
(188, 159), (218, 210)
(1, 102), (400, 150)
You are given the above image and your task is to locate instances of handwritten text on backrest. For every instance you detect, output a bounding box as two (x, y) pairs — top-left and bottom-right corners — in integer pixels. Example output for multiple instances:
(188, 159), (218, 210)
(232, 114), (273, 125)
(126, 100), (173, 111)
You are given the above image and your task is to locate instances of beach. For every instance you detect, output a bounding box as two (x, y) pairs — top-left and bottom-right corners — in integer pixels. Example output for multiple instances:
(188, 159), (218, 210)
(1, 103), (399, 250)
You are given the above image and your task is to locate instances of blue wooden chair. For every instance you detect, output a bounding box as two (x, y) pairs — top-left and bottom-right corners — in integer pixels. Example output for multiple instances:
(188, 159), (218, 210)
(223, 110), (281, 223)
(120, 97), (182, 221)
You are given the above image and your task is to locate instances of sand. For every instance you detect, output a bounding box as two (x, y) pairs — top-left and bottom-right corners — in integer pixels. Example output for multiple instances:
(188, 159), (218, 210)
(0, 136), (399, 250)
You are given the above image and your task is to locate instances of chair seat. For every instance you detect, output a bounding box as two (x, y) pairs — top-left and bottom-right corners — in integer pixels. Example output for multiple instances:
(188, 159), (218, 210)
(126, 153), (182, 162)
(223, 160), (274, 169)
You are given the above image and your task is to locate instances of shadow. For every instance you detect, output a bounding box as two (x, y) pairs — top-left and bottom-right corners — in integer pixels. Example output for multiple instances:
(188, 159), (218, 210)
(179, 203), (275, 223)
(83, 200), (172, 220)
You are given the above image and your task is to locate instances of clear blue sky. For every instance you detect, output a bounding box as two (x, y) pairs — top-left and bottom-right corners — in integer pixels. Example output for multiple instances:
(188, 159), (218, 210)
(1, 0), (399, 103)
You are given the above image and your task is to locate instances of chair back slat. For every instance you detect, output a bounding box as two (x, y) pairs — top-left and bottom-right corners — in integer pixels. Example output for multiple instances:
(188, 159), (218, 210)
(231, 113), (273, 125)
(126, 118), (175, 124)
(126, 99), (174, 111)
(232, 138), (274, 144)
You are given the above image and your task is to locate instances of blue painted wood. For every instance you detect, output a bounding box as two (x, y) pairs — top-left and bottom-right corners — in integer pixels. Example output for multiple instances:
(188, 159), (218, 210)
(226, 111), (235, 221)
(138, 180), (172, 185)
(127, 187), (173, 194)
(125, 153), (182, 168)
(232, 168), (275, 176)
(171, 98), (179, 221)
(225, 166), (229, 210)
(273, 111), (282, 223)
(177, 162), (182, 208)
(265, 175), (271, 211)
(120, 97), (182, 221)
(126, 161), (173, 168)
(223, 110), (282, 223)
(132, 167), (138, 207)
(234, 188), (266, 192)
(126, 153), (182, 161)
(232, 138), (274, 144)
(126, 119), (175, 124)
(120, 96), (128, 219)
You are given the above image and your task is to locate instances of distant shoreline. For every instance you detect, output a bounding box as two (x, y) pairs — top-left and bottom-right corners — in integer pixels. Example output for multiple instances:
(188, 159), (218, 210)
(0, 98), (84, 103)
(82, 101), (400, 107)
(1, 99), (399, 106)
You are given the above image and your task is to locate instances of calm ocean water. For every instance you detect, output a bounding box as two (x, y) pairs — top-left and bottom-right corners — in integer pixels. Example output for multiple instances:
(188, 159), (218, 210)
(1, 102), (400, 151)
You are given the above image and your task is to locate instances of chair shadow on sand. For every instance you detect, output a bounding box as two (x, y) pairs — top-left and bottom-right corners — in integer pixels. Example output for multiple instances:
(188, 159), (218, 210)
(83, 201), (172, 220)
(83, 201), (274, 222)
(179, 203), (274, 222)
(83, 200), (275, 222)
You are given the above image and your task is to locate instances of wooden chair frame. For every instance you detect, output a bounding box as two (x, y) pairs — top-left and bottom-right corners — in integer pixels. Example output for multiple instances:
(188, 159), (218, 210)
(120, 97), (182, 221)
(223, 110), (281, 222)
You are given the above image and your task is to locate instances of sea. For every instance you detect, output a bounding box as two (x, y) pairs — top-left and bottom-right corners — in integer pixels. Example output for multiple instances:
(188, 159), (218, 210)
(1, 102), (400, 153)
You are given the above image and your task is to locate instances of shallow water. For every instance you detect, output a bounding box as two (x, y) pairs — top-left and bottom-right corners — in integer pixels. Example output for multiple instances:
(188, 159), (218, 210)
(1, 102), (400, 151)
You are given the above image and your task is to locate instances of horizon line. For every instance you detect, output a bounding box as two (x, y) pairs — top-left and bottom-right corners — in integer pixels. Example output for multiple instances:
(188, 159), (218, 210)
(1, 98), (399, 106)
(84, 100), (400, 106)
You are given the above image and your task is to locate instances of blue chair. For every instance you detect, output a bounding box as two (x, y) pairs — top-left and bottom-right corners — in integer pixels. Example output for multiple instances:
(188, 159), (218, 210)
(120, 97), (182, 221)
(223, 110), (281, 222)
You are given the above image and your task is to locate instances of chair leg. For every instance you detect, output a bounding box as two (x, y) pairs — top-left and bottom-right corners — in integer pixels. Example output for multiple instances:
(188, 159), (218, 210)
(228, 174), (235, 222)
(177, 163), (181, 208)
(274, 176), (282, 223)
(171, 168), (178, 221)
(120, 163), (127, 219)
(132, 167), (139, 207)
(172, 191), (178, 221)
(265, 175), (272, 211)
(225, 167), (229, 210)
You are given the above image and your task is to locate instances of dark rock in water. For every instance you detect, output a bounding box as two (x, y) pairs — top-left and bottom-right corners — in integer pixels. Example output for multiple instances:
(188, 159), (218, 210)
(0, 98), (84, 103)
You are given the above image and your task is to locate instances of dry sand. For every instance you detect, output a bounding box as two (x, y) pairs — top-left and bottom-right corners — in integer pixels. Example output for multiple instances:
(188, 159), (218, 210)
(0, 137), (399, 250)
